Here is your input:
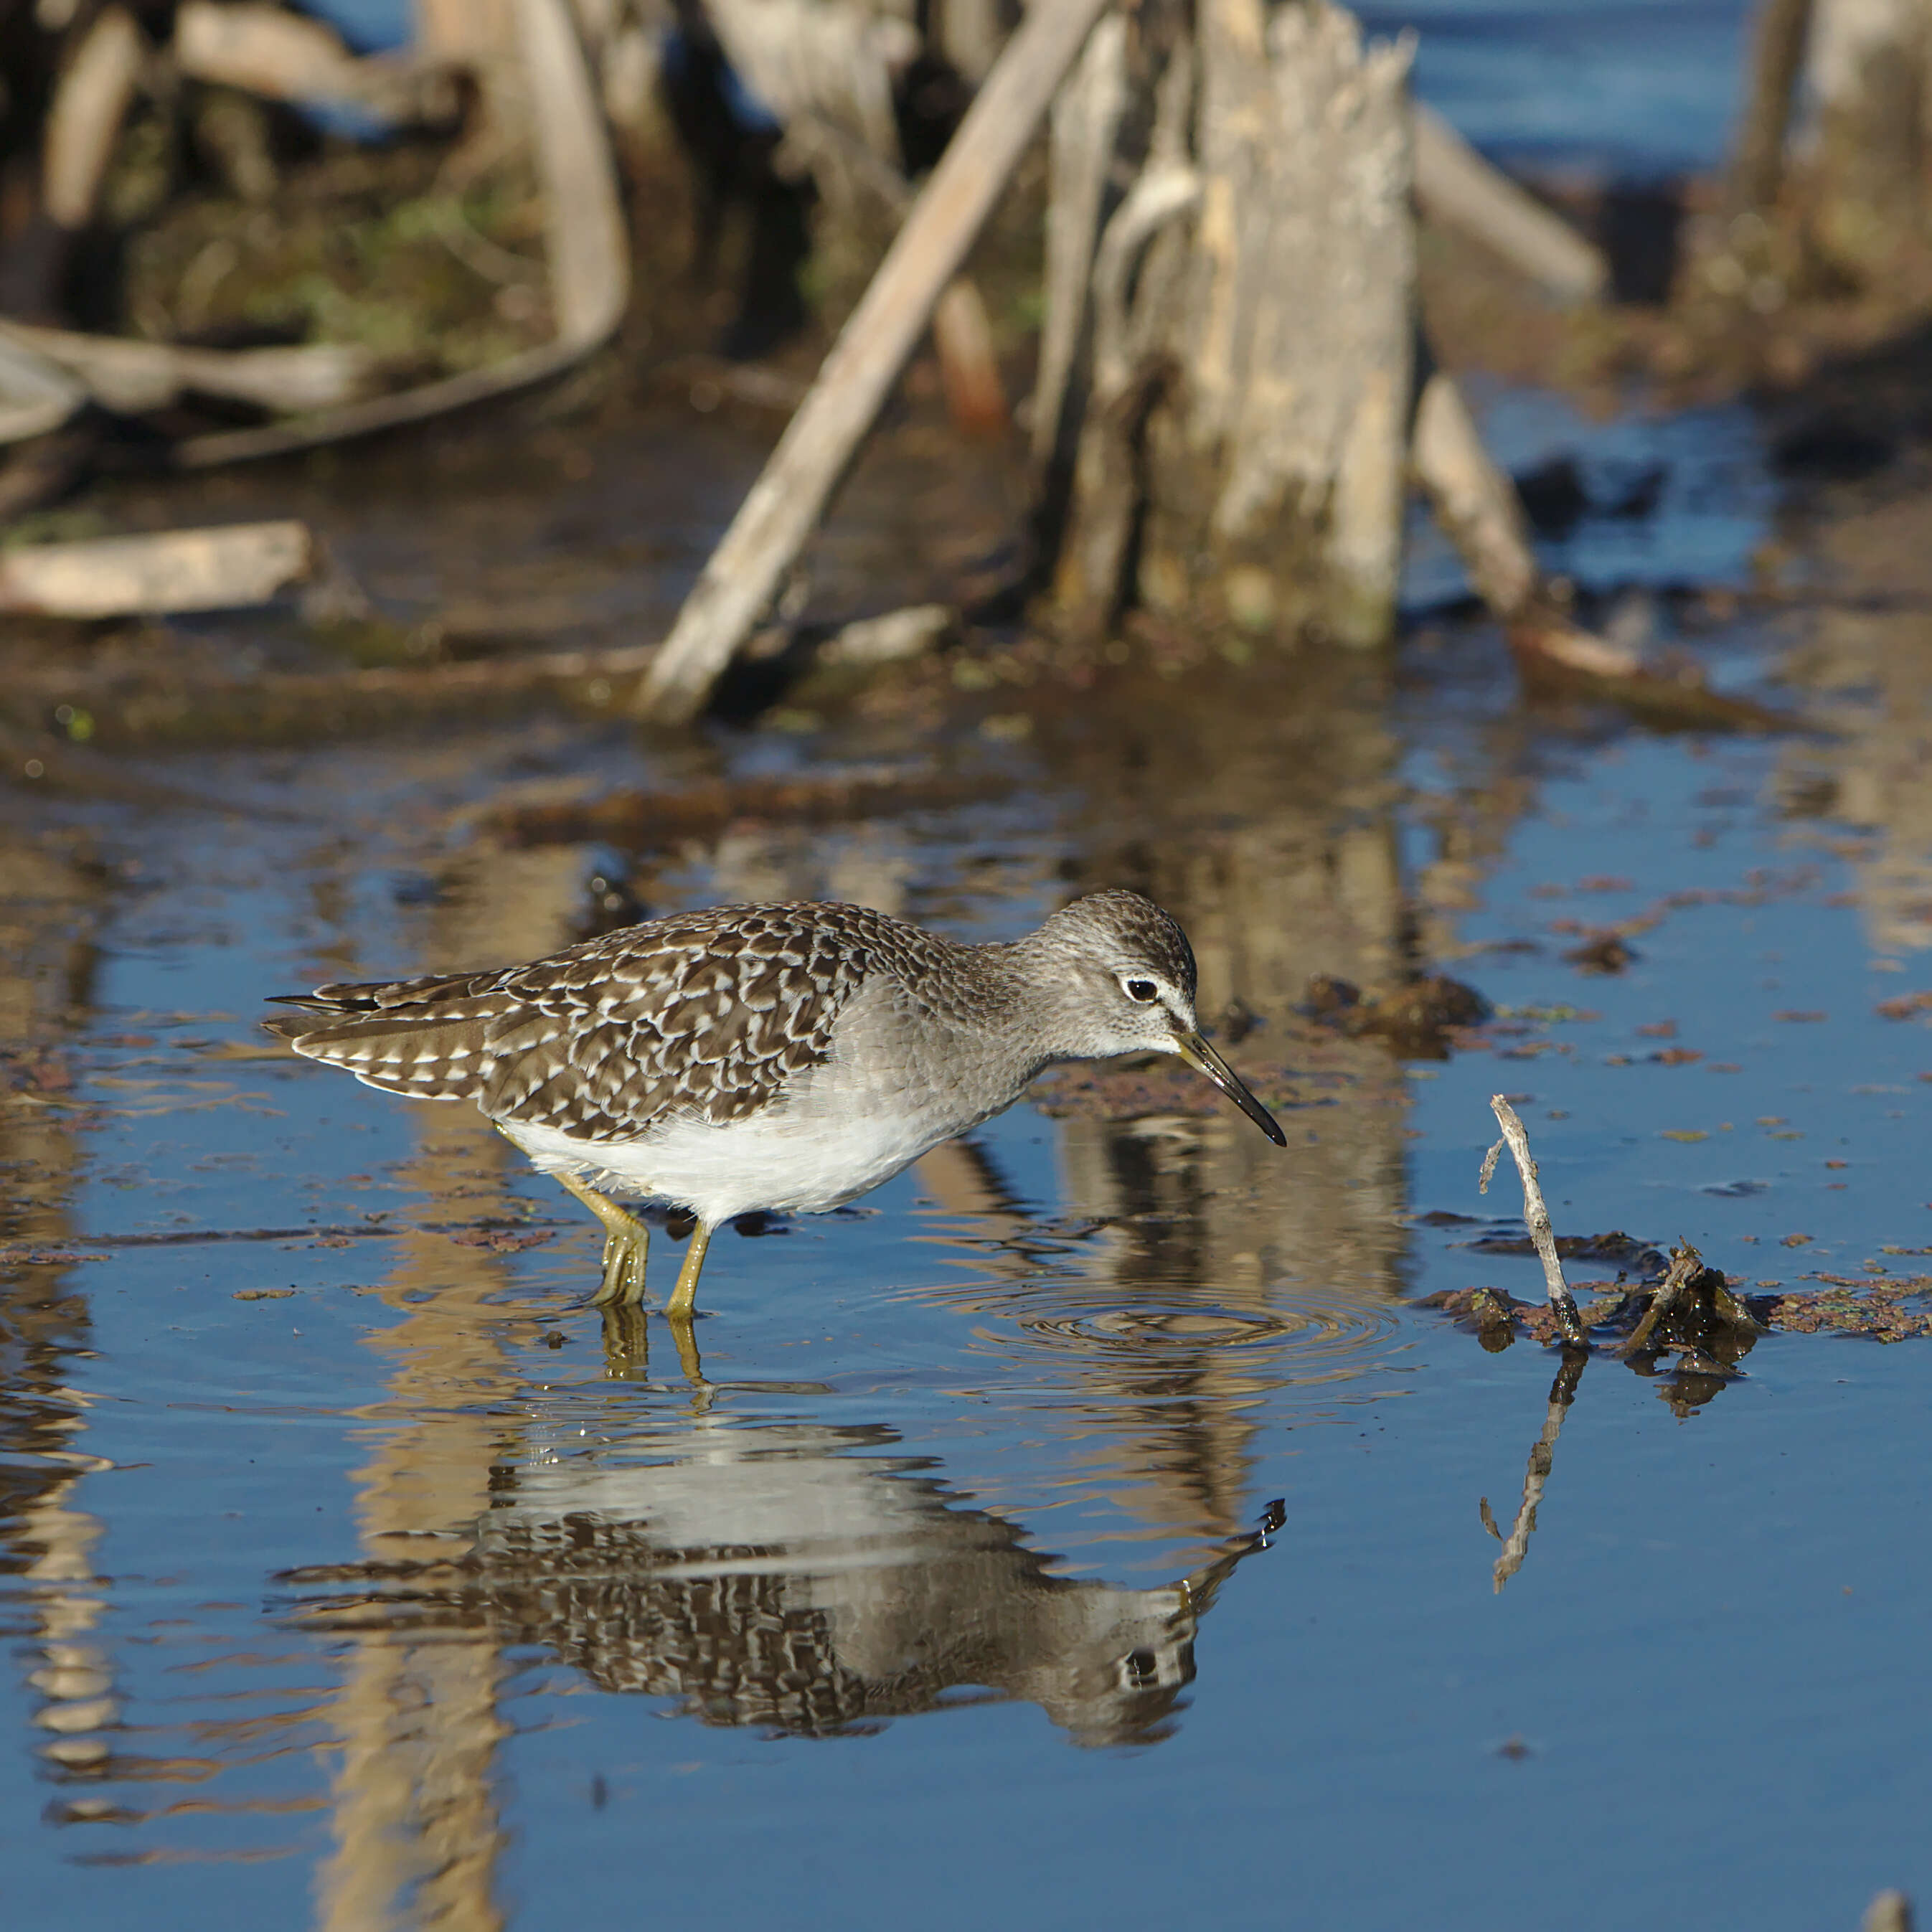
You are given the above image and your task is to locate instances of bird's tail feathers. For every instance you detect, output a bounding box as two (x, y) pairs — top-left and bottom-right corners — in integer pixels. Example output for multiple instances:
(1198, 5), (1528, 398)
(265, 974), (514, 1102)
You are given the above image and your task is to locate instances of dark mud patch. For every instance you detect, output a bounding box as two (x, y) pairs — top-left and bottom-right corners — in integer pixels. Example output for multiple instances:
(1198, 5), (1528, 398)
(1423, 1275), (1932, 1344)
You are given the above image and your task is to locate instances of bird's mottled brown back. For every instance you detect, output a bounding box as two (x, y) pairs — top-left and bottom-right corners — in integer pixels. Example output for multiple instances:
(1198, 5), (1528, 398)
(267, 902), (953, 1141)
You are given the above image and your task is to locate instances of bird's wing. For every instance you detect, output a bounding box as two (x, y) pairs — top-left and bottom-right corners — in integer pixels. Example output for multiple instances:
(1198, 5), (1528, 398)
(268, 903), (885, 1140)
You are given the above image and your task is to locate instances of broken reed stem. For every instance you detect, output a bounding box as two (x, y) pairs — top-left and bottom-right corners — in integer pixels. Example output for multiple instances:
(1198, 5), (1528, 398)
(1479, 1094), (1587, 1345)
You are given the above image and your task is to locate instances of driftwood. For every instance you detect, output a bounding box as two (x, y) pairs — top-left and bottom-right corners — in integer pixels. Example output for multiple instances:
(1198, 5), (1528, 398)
(172, 1), (461, 127)
(817, 601), (957, 666)
(1153, 0), (1414, 645)
(0, 321), (378, 416)
(628, 0), (1631, 719)
(1410, 368), (1542, 623)
(1040, 0), (1417, 646)
(1864, 1893), (1915, 1932)
(1800, 0), (1931, 280)
(0, 331), (88, 446)
(10, 0), (626, 471)
(172, 0), (628, 468)
(633, 0), (1115, 724)
(930, 278), (1009, 436)
(1413, 103), (1607, 303)
(1032, 13), (1128, 485)
(1408, 362), (1783, 715)
(0, 521), (313, 616)
(42, 4), (144, 231)
(1032, 1), (1635, 678)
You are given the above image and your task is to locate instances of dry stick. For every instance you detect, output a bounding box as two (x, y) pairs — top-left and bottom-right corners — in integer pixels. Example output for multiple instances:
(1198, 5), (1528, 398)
(42, 4), (144, 230)
(1411, 369), (1538, 620)
(1479, 1094), (1588, 1344)
(0, 330), (87, 447)
(1033, 14), (1127, 476)
(174, 0), (457, 125)
(1413, 104), (1607, 303)
(0, 522), (313, 617)
(1411, 369), (1644, 679)
(632, 0), (1116, 725)
(777, 111), (1010, 438)
(1, 320), (375, 415)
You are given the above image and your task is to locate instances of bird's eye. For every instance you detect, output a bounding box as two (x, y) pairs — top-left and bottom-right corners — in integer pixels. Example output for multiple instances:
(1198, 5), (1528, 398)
(1123, 977), (1159, 1004)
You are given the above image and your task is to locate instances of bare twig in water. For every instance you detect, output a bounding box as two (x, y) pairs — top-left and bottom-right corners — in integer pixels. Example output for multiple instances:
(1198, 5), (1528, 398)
(1481, 1348), (1587, 1591)
(1479, 1095), (1588, 1344)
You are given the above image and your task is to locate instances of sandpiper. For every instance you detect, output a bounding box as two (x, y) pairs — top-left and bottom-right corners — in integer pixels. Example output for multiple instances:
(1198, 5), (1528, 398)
(267, 890), (1284, 1319)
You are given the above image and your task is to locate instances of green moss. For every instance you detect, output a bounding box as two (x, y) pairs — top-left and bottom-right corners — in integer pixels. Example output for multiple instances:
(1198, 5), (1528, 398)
(120, 138), (552, 381)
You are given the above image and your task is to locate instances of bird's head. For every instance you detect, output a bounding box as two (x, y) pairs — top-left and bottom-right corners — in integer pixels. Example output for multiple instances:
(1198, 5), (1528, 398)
(1024, 890), (1286, 1146)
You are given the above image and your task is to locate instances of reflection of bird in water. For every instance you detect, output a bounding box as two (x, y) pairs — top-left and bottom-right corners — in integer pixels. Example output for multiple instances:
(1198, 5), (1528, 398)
(266, 892), (1283, 1327)
(281, 1420), (1277, 1749)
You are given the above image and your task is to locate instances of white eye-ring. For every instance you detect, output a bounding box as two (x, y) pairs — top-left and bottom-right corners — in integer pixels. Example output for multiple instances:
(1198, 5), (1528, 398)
(1122, 976), (1159, 1004)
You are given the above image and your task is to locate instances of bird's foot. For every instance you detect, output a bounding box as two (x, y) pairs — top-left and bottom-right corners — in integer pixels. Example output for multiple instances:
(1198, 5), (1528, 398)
(588, 1221), (650, 1307)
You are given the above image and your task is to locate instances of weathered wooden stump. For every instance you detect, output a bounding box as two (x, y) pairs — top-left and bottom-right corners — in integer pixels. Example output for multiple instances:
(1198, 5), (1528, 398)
(1801, 0), (1932, 285)
(1037, 0), (1415, 649)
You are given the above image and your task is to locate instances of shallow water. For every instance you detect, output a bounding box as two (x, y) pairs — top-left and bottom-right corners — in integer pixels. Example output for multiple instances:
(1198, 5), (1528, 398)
(6, 580), (1932, 1928)
(1361, 0), (1751, 174)
(6, 6), (1929, 1924)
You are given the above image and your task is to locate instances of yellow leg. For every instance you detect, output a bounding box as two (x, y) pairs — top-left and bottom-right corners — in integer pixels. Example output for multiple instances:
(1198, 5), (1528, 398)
(665, 1218), (714, 1320)
(552, 1169), (651, 1306)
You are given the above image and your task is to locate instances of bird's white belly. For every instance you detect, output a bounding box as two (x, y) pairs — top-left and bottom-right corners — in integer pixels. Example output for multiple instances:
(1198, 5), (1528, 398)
(500, 1098), (951, 1225)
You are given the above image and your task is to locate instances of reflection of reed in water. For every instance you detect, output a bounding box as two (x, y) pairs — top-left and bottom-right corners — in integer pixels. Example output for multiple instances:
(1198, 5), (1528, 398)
(908, 1124), (1408, 1564)
(1782, 578), (1932, 958)
(309, 829), (593, 1932)
(284, 1415), (1274, 1750)
(0, 831), (124, 1806)
(1040, 658), (1418, 1299)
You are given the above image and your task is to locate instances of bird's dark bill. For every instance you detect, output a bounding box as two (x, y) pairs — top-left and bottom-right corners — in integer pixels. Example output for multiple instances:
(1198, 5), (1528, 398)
(1174, 1032), (1287, 1146)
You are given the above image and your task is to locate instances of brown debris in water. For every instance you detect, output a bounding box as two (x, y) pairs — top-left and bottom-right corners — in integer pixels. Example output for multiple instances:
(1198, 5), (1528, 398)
(481, 765), (1007, 854)
(1302, 972), (1490, 1054)
(1423, 1251), (1932, 1346)
(446, 1227), (556, 1255)
(1465, 1228), (1668, 1276)
(1563, 931), (1636, 974)
(1876, 991), (1932, 1022)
